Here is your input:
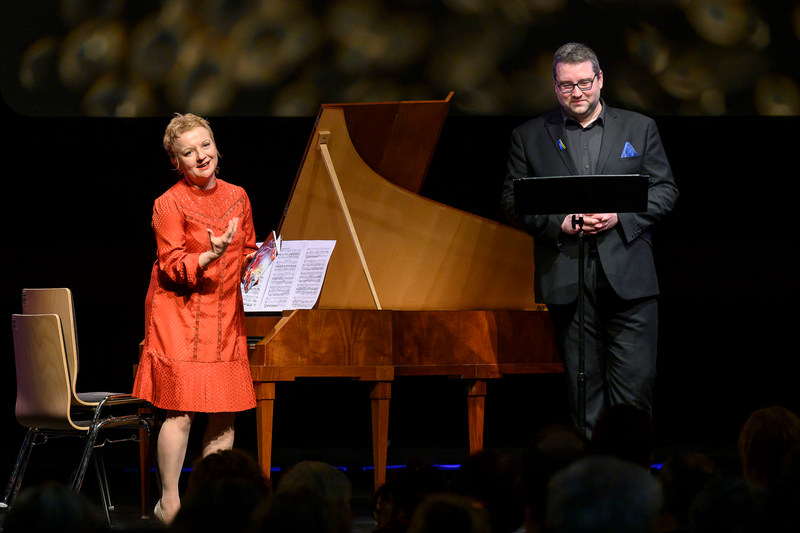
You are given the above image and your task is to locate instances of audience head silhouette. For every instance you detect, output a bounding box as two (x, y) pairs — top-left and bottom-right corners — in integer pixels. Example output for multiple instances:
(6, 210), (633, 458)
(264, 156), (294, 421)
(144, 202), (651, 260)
(451, 449), (523, 533)
(760, 446), (800, 532)
(251, 487), (347, 533)
(170, 449), (271, 533)
(407, 493), (491, 533)
(274, 460), (352, 514)
(688, 475), (763, 533)
(2, 481), (106, 533)
(738, 405), (800, 487)
(520, 423), (588, 532)
(251, 460), (352, 533)
(371, 460), (450, 533)
(185, 448), (271, 496)
(656, 452), (721, 533)
(545, 455), (662, 533)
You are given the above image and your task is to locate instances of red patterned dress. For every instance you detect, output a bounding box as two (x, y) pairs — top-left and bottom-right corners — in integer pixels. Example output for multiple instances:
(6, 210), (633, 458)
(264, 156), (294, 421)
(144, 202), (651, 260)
(133, 178), (258, 412)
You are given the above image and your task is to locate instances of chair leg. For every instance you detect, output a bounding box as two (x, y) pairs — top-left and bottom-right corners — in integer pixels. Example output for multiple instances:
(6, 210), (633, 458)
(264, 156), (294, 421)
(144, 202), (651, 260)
(92, 453), (112, 525)
(139, 407), (156, 517)
(148, 419), (162, 495)
(141, 416), (163, 519)
(67, 416), (158, 524)
(70, 425), (102, 493)
(1, 429), (37, 508)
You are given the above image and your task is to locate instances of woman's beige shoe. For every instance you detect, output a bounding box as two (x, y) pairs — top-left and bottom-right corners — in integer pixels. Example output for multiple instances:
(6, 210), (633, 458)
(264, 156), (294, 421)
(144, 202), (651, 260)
(153, 499), (166, 522)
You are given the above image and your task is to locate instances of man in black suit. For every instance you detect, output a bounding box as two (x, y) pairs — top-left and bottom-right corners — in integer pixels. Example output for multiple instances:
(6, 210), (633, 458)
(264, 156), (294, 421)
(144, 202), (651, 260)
(501, 42), (679, 435)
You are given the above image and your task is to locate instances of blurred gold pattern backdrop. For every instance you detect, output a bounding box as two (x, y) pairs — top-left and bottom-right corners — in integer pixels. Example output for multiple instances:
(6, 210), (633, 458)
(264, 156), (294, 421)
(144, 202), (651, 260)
(3, 0), (799, 116)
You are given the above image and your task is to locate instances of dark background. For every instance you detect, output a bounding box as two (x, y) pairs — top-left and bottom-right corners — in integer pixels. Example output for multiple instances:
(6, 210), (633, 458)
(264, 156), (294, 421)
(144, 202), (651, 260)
(2, 102), (797, 479)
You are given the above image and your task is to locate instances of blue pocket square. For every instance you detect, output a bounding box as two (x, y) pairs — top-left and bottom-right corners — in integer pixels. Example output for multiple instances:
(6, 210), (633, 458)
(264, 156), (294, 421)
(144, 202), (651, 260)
(621, 142), (639, 158)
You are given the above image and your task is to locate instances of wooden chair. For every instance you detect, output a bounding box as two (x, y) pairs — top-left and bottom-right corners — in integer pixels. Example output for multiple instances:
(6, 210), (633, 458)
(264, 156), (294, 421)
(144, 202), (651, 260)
(21, 288), (113, 409)
(1, 313), (158, 525)
(20, 287), (158, 517)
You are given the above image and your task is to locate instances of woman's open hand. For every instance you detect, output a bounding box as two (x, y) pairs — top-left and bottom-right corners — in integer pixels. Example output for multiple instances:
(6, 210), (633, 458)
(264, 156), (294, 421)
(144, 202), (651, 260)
(199, 217), (238, 268)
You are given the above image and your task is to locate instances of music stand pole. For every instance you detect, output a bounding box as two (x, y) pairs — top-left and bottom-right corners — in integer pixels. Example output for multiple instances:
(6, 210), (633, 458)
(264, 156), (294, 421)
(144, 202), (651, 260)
(572, 215), (587, 437)
(512, 173), (649, 440)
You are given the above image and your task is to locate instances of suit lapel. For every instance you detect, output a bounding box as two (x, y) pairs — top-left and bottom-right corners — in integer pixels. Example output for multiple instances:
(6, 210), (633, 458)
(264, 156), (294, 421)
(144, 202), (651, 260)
(596, 104), (619, 174)
(545, 110), (577, 175)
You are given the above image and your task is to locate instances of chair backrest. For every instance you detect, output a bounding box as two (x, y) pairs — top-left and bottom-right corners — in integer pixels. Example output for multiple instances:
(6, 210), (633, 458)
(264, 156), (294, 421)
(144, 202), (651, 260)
(11, 314), (84, 432)
(22, 288), (83, 403)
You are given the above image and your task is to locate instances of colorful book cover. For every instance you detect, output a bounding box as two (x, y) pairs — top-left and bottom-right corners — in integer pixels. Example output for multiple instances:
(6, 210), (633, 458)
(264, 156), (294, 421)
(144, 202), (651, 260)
(242, 231), (280, 293)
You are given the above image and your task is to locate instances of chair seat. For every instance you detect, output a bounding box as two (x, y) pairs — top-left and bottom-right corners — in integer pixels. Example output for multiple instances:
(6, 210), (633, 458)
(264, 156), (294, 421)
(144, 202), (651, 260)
(76, 391), (126, 404)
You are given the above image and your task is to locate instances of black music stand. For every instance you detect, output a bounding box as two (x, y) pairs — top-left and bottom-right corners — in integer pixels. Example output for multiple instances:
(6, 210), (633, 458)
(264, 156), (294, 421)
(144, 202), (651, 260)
(513, 174), (649, 436)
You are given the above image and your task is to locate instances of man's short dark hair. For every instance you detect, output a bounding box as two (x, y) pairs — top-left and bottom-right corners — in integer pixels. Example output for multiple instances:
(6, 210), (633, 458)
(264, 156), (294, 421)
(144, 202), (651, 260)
(552, 42), (601, 79)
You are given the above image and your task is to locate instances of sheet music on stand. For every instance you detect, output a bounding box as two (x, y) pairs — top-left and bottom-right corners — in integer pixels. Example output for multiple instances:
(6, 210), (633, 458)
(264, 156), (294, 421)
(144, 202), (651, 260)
(242, 239), (336, 312)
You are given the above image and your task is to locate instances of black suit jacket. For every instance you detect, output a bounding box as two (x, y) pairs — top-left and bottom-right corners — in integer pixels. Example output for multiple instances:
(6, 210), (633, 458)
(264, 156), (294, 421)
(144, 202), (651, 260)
(502, 105), (679, 305)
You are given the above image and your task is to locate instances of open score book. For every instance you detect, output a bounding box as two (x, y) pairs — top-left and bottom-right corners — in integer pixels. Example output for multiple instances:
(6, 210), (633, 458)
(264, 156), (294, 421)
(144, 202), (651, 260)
(241, 234), (336, 312)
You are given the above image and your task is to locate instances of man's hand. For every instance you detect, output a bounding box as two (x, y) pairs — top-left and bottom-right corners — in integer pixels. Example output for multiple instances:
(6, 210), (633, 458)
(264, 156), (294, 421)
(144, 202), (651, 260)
(561, 213), (618, 235)
(582, 213), (618, 235)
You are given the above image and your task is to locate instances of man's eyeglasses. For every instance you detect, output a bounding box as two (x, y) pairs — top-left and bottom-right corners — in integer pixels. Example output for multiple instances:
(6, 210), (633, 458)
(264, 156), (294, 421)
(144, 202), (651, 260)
(556, 74), (597, 94)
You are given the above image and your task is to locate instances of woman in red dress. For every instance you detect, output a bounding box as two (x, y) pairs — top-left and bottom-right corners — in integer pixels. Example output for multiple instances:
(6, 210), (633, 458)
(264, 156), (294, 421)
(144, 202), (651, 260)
(133, 113), (258, 524)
